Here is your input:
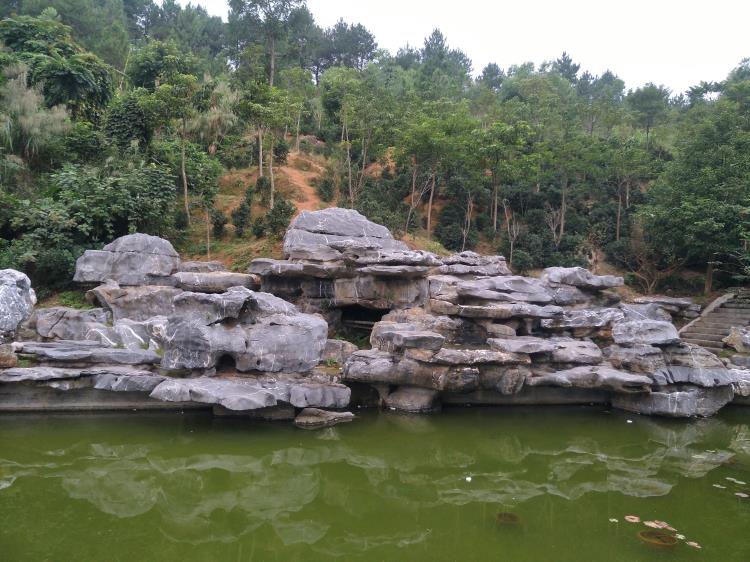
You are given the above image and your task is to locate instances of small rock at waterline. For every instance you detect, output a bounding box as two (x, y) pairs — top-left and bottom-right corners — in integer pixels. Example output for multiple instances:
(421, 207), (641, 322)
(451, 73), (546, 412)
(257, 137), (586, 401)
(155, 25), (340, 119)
(294, 408), (354, 429)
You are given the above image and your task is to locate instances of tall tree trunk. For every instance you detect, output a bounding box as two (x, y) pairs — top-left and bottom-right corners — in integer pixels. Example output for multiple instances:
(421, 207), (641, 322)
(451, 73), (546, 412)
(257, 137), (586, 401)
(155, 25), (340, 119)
(269, 134), (275, 208)
(258, 129), (264, 177)
(426, 172), (436, 241)
(206, 208), (211, 259)
(356, 136), (368, 195)
(616, 187), (622, 241)
(345, 122), (353, 206)
(625, 181), (631, 209)
(461, 194), (473, 252)
(492, 176), (499, 233)
(180, 124), (191, 226)
(704, 261), (714, 296)
(559, 174), (568, 240)
(268, 35), (276, 88)
(405, 164), (417, 235)
(295, 109), (301, 152)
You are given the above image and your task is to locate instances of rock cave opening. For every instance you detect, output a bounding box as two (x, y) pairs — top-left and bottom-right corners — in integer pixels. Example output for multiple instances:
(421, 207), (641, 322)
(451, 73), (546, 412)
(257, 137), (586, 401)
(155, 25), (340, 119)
(216, 354), (237, 373)
(340, 305), (390, 333)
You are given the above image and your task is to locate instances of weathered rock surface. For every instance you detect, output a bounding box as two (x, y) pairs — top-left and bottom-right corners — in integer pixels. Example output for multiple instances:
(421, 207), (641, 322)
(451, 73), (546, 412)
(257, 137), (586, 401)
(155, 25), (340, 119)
(527, 366), (652, 393)
(294, 407), (355, 428)
(0, 269), (36, 342)
(31, 307), (109, 341)
(724, 326), (750, 353)
(74, 233), (180, 285)
(541, 267), (623, 290)
(19, 340), (161, 366)
(87, 281), (180, 322)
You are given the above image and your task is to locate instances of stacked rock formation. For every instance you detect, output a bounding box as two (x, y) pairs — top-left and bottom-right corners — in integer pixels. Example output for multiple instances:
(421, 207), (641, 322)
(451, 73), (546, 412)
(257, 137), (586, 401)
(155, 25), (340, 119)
(250, 209), (749, 418)
(1, 233), (349, 419)
(1, 209), (749, 419)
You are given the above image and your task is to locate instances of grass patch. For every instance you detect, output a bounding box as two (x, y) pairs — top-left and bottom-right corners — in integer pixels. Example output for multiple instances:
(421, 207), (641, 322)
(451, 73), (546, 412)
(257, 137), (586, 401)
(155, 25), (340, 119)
(38, 290), (92, 310)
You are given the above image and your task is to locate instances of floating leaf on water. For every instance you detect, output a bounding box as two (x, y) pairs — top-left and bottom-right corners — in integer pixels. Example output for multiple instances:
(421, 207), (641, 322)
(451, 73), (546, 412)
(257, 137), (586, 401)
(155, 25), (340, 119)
(675, 534), (686, 540)
(638, 530), (678, 549)
(713, 484), (727, 489)
(686, 541), (702, 549)
(624, 515), (641, 523)
(496, 512), (522, 526)
(735, 492), (749, 498)
(608, 518), (618, 523)
(735, 480), (747, 486)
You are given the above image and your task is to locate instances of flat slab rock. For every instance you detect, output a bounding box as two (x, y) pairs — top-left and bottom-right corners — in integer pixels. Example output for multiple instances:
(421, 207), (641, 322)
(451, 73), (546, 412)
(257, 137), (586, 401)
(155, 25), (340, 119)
(293, 407), (354, 429)
(172, 271), (260, 293)
(19, 341), (161, 366)
(528, 365), (652, 393)
(488, 336), (603, 366)
(149, 375), (350, 411)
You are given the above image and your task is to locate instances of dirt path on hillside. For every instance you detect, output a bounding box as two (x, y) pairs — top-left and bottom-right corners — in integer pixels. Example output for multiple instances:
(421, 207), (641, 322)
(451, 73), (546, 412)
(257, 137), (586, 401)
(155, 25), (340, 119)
(278, 152), (324, 214)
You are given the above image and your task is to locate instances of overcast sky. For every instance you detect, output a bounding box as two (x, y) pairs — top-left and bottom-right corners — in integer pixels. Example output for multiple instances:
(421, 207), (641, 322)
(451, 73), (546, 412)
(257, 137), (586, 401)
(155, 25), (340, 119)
(184, 0), (749, 94)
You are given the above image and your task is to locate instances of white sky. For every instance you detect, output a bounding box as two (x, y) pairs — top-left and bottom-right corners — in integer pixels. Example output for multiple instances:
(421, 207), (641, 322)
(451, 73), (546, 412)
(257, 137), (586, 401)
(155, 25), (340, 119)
(184, 0), (749, 94)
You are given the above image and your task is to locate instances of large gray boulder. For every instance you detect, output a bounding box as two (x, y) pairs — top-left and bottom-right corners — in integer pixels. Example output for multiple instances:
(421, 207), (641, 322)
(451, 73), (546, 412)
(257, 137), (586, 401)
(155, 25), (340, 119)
(0, 269), (36, 341)
(74, 233), (180, 285)
(283, 208), (408, 257)
(612, 320), (680, 346)
(160, 290), (328, 373)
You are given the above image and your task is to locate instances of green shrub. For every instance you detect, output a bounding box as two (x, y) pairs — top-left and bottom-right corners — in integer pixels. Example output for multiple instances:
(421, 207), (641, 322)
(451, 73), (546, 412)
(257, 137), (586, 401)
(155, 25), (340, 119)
(210, 208), (228, 237)
(231, 201), (251, 237)
(316, 177), (335, 202)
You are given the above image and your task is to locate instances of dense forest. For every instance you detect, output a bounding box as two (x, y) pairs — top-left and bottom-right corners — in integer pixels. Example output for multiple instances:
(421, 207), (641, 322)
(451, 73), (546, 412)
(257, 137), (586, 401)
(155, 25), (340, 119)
(0, 0), (748, 298)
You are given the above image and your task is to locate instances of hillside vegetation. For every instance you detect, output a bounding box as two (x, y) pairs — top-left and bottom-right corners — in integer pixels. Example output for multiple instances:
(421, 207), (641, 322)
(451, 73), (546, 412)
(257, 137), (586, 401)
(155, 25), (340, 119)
(0, 1), (748, 299)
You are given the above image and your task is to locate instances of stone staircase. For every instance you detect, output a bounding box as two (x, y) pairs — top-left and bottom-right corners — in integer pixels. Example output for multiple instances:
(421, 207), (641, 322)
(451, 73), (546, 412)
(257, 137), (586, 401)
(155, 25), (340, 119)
(681, 290), (750, 353)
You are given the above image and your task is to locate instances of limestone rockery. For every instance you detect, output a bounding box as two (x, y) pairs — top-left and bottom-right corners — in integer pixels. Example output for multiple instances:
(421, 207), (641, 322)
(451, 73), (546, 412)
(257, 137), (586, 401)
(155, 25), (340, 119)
(1, 209), (749, 421)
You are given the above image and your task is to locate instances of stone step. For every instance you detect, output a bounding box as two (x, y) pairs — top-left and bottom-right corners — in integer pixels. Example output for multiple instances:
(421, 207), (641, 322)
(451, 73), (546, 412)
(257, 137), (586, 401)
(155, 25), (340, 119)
(681, 338), (724, 351)
(722, 304), (750, 309)
(681, 326), (729, 338)
(705, 313), (750, 321)
(679, 332), (726, 342)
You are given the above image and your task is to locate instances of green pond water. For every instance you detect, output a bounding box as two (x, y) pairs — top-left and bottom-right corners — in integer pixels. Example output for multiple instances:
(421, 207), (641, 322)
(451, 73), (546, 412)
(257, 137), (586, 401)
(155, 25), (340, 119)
(2, 407), (750, 561)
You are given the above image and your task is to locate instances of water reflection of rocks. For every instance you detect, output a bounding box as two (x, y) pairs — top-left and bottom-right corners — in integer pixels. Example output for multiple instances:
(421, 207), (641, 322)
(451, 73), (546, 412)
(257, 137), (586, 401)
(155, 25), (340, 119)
(1, 413), (748, 554)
